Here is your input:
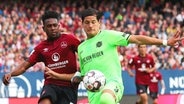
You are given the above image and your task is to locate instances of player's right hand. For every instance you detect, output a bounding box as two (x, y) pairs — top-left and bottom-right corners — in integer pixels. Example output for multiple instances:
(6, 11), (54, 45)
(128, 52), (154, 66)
(129, 72), (135, 77)
(161, 88), (165, 95)
(2, 73), (11, 86)
(138, 68), (144, 72)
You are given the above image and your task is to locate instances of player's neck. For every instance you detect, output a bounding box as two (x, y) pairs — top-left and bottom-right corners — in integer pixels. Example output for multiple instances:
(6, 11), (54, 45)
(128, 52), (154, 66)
(47, 34), (60, 41)
(87, 30), (101, 39)
(139, 54), (146, 57)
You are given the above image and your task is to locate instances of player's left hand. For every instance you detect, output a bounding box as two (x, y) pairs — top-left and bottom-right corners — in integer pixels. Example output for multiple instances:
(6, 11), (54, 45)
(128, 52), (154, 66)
(44, 67), (58, 79)
(168, 31), (184, 47)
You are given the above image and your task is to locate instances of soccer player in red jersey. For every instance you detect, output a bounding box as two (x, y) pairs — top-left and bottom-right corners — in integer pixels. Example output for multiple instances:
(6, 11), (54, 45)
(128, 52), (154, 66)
(127, 44), (156, 104)
(149, 70), (165, 104)
(2, 11), (80, 104)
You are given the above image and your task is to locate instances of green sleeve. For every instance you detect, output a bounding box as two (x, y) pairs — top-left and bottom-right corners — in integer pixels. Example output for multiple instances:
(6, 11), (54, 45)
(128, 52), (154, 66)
(104, 30), (130, 46)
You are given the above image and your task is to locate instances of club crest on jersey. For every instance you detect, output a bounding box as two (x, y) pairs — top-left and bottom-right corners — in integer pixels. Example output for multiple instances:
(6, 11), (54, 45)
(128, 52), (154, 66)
(96, 41), (102, 47)
(61, 41), (67, 48)
(52, 52), (60, 62)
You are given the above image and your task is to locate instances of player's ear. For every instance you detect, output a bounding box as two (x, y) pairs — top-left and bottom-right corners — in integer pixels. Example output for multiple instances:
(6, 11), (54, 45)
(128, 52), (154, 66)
(40, 21), (45, 31)
(42, 26), (45, 31)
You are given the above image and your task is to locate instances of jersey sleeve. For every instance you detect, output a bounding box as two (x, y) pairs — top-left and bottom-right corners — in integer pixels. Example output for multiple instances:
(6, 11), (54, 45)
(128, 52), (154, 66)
(105, 30), (130, 46)
(158, 72), (162, 80)
(150, 55), (155, 67)
(77, 50), (86, 76)
(78, 54), (83, 76)
(68, 34), (80, 52)
(28, 48), (42, 65)
(128, 57), (134, 66)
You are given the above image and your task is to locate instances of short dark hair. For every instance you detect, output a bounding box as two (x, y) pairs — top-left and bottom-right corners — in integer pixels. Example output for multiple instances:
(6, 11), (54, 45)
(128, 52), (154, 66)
(41, 11), (60, 23)
(81, 8), (103, 22)
(138, 44), (146, 48)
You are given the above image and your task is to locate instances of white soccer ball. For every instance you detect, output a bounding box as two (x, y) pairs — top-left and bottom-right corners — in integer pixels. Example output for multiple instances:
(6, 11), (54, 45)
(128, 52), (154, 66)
(83, 70), (106, 92)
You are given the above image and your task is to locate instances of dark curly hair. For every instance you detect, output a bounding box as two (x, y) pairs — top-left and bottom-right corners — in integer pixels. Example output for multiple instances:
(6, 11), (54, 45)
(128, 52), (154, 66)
(41, 11), (61, 23)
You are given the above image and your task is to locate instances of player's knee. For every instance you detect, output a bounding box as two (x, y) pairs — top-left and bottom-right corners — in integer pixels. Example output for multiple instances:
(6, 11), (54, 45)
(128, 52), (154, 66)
(38, 98), (52, 104)
(140, 93), (148, 100)
(100, 93), (116, 104)
(153, 99), (158, 104)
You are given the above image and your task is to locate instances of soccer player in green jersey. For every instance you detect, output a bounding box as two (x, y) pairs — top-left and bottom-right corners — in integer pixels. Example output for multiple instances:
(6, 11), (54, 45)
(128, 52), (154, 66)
(72, 8), (183, 104)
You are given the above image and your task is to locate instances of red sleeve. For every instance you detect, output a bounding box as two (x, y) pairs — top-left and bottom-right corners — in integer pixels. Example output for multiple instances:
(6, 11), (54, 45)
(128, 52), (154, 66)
(128, 57), (135, 69)
(158, 72), (162, 80)
(28, 47), (42, 65)
(148, 55), (155, 67)
(151, 57), (155, 67)
(68, 34), (80, 52)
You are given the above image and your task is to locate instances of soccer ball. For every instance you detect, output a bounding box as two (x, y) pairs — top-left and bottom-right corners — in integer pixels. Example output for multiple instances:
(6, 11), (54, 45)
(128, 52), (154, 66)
(83, 70), (106, 92)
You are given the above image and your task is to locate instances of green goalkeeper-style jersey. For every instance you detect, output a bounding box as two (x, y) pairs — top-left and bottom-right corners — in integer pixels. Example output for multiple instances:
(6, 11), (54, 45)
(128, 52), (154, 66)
(78, 30), (130, 84)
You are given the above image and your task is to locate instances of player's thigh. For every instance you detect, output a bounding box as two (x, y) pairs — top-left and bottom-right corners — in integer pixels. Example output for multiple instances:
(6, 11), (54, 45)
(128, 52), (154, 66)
(38, 85), (57, 104)
(38, 98), (52, 104)
(149, 92), (158, 100)
(136, 84), (148, 94)
(57, 86), (78, 104)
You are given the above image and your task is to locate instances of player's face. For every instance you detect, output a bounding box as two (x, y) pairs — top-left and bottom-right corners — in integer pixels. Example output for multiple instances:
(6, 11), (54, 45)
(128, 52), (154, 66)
(82, 15), (101, 39)
(43, 18), (60, 40)
(138, 45), (147, 56)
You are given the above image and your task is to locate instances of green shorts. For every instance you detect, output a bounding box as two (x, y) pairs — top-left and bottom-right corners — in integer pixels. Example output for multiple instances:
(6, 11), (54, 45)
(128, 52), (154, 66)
(88, 80), (124, 104)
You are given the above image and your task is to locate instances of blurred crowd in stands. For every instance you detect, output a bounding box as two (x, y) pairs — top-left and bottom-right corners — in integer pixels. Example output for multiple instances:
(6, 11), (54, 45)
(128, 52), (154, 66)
(0, 0), (184, 73)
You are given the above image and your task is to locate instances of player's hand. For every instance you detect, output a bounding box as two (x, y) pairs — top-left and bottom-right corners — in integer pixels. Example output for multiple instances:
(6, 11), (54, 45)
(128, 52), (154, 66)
(44, 67), (58, 79)
(138, 68), (146, 72)
(128, 71), (135, 77)
(71, 71), (82, 84)
(168, 30), (184, 47)
(160, 88), (165, 95)
(2, 73), (11, 86)
(145, 68), (152, 73)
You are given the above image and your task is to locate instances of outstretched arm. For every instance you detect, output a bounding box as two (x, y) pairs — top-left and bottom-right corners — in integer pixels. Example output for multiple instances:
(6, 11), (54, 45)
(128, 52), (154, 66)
(2, 61), (32, 85)
(129, 31), (183, 46)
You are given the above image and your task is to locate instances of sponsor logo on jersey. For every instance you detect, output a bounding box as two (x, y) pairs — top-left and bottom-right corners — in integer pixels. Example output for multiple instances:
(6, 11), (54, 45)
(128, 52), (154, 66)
(151, 76), (158, 83)
(82, 51), (103, 63)
(47, 60), (68, 69)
